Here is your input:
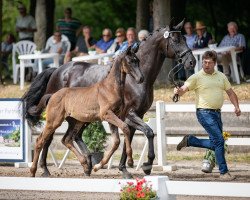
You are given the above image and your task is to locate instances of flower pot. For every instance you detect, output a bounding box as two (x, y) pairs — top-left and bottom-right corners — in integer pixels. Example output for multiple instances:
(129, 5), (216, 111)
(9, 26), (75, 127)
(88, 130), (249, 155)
(90, 152), (104, 166)
(201, 159), (215, 173)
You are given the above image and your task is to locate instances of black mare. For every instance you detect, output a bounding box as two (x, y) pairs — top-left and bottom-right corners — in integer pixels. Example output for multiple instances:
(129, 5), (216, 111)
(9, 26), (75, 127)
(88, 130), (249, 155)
(23, 20), (196, 178)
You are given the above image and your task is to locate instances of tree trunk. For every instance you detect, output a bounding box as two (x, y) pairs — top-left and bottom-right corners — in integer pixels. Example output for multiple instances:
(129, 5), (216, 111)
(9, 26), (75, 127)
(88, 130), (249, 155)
(136, 0), (150, 32)
(153, 0), (171, 30)
(153, 0), (172, 85)
(34, 0), (47, 50)
(29, 0), (36, 17)
(46, 0), (55, 40)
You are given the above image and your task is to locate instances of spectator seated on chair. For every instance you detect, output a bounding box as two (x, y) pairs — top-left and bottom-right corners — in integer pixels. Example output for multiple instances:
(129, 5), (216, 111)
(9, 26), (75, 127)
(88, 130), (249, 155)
(217, 21), (246, 80)
(138, 29), (149, 42)
(39, 31), (68, 71)
(115, 27), (138, 56)
(1, 33), (15, 79)
(107, 27), (126, 53)
(193, 21), (213, 49)
(95, 28), (114, 54)
(64, 25), (96, 63)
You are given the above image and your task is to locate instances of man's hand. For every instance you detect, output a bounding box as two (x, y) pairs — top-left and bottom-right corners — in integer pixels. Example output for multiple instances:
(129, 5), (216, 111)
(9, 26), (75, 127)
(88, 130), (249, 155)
(235, 107), (241, 116)
(174, 85), (188, 96)
(174, 87), (181, 95)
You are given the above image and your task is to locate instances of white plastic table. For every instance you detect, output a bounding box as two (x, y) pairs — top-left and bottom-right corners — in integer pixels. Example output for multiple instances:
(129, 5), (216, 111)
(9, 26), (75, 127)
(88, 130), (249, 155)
(18, 53), (59, 90)
(72, 52), (115, 64)
(192, 46), (240, 84)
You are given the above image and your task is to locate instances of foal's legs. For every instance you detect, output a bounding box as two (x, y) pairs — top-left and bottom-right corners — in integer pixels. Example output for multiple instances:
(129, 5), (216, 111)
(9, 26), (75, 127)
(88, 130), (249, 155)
(93, 123), (120, 172)
(30, 122), (62, 177)
(94, 110), (132, 172)
(120, 110), (155, 175)
(39, 134), (54, 177)
(62, 119), (92, 175)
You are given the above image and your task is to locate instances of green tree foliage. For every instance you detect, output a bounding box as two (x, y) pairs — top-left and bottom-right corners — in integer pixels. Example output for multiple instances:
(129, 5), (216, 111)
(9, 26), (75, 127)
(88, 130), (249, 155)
(55, 0), (136, 39)
(2, 0), (30, 41)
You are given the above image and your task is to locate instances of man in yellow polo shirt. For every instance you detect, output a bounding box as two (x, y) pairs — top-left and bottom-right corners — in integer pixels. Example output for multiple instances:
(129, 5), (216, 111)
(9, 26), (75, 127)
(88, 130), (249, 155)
(174, 50), (241, 180)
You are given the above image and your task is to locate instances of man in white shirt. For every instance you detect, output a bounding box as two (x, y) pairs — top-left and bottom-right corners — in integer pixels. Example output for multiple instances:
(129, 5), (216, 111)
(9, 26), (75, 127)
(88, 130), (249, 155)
(16, 4), (37, 41)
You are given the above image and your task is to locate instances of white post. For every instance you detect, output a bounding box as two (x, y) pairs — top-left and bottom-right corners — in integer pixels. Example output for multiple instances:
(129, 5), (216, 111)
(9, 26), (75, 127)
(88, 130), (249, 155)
(145, 176), (175, 200)
(154, 101), (177, 171)
(156, 101), (166, 166)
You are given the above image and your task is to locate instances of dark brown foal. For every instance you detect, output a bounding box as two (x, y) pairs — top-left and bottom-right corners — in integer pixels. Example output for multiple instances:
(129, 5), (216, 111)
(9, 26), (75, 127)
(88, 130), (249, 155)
(30, 47), (143, 177)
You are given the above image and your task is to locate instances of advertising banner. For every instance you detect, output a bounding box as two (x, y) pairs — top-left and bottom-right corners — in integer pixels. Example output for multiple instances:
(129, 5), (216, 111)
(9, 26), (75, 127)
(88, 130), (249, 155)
(0, 99), (25, 162)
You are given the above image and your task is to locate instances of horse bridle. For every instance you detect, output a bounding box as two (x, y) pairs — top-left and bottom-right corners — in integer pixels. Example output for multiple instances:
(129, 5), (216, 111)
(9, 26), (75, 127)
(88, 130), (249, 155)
(164, 30), (192, 102)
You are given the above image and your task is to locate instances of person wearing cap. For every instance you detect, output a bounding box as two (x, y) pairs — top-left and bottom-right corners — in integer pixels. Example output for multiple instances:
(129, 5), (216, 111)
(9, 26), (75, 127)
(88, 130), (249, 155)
(193, 21), (212, 49)
(16, 4), (37, 41)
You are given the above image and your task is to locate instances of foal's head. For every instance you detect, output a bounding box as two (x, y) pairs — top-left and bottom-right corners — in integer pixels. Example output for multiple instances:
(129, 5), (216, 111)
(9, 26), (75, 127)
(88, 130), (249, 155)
(119, 46), (144, 84)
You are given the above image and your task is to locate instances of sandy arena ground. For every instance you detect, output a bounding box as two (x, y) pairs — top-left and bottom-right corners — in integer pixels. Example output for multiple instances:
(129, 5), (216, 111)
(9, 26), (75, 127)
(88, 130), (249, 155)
(0, 159), (250, 200)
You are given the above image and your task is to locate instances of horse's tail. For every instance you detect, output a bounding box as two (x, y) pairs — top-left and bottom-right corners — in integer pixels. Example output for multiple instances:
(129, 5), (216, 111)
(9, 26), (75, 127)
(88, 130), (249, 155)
(28, 94), (52, 124)
(22, 68), (56, 126)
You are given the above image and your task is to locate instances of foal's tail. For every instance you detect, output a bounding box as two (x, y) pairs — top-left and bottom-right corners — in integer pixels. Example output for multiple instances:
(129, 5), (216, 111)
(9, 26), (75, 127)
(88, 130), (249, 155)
(22, 68), (56, 126)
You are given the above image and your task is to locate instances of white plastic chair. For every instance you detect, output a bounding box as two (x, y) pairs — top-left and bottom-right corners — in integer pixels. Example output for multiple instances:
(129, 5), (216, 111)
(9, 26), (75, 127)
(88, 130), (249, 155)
(12, 40), (37, 84)
(229, 52), (245, 82)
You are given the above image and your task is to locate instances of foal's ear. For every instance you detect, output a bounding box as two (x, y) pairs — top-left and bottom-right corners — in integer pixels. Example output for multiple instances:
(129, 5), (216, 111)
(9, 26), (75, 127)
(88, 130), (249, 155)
(173, 19), (185, 30)
(126, 45), (132, 55)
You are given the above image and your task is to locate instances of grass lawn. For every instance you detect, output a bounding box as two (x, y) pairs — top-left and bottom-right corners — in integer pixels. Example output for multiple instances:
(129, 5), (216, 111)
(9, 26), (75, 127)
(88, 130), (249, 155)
(1, 79), (250, 102)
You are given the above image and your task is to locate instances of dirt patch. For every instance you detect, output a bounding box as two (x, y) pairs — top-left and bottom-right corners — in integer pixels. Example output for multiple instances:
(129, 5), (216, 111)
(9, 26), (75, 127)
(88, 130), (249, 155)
(0, 159), (250, 200)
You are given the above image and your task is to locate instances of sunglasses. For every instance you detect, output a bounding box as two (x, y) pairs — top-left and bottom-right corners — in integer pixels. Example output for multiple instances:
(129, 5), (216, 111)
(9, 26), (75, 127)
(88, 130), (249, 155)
(116, 35), (123, 37)
(103, 34), (110, 37)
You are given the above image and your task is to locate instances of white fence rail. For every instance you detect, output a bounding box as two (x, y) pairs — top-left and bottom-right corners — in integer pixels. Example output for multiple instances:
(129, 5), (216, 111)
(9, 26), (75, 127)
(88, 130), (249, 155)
(0, 176), (250, 199)
(136, 101), (250, 170)
(21, 102), (250, 170)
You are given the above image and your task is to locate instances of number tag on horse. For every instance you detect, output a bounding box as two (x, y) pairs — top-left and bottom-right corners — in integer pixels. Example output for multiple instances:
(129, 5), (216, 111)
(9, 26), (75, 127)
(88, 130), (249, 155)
(164, 31), (170, 38)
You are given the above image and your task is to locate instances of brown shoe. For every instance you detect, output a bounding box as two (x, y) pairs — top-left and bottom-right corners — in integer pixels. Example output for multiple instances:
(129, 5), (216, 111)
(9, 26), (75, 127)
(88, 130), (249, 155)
(177, 135), (189, 151)
(219, 172), (236, 181)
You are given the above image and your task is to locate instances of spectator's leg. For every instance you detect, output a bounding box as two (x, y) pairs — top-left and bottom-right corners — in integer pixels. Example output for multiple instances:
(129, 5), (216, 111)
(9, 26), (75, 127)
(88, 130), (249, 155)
(218, 54), (231, 79)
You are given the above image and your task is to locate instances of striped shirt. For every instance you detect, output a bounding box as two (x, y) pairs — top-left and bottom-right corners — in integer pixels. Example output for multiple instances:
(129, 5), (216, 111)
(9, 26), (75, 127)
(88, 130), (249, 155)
(219, 33), (246, 48)
(56, 18), (81, 45)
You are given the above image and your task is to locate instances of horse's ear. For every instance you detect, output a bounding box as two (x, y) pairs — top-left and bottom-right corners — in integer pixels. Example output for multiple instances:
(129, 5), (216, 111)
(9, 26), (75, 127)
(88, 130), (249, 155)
(126, 45), (132, 55)
(173, 18), (185, 31)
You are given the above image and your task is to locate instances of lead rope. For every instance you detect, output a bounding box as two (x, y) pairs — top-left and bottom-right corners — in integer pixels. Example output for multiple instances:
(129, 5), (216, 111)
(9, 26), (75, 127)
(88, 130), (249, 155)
(168, 63), (184, 102)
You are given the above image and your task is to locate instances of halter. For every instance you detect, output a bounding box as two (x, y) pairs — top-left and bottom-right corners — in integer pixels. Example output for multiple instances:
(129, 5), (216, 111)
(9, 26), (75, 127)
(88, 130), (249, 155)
(164, 30), (192, 102)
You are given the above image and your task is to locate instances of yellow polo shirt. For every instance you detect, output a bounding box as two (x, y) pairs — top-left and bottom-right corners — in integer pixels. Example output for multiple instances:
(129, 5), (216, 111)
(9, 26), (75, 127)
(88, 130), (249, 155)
(184, 69), (231, 109)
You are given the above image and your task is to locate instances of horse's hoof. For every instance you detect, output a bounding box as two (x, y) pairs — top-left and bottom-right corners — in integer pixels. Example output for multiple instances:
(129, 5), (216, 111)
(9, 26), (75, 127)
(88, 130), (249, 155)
(41, 171), (51, 177)
(127, 159), (134, 168)
(83, 172), (91, 176)
(142, 163), (152, 175)
(121, 168), (133, 179)
(93, 163), (102, 172)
